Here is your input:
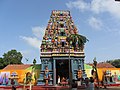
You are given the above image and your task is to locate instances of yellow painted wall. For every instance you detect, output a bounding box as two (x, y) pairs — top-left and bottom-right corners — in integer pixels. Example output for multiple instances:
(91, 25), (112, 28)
(97, 68), (120, 81)
(1, 70), (26, 83)
(1, 69), (38, 84)
(86, 69), (92, 77)
(85, 68), (120, 81)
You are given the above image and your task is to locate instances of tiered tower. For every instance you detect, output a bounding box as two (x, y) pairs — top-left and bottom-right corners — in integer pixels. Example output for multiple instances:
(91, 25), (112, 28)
(37, 10), (86, 85)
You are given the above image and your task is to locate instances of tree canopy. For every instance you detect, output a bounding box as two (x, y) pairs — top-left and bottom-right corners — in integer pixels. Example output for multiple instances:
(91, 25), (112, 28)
(66, 34), (88, 49)
(0, 49), (23, 69)
(106, 59), (120, 68)
(0, 57), (4, 69)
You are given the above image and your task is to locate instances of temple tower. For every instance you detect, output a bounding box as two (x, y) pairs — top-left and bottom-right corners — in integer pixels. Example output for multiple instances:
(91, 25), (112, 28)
(37, 10), (86, 85)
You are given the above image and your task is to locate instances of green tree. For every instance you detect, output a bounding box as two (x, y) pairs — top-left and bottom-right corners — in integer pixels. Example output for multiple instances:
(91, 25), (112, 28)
(2, 49), (23, 68)
(0, 58), (4, 69)
(67, 34), (88, 49)
(106, 59), (120, 68)
(66, 34), (88, 87)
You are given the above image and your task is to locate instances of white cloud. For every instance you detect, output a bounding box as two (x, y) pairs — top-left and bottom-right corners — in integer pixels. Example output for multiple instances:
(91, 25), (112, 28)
(20, 26), (45, 49)
(66, 0), (120, 19)
(20, 36), (41, 49)
(88, 17), (103, 30)
(91, 0), (102, 14)
(32, 26), (45, 38)
(91, 0), (120, 19)
(66, 0), (89, 11)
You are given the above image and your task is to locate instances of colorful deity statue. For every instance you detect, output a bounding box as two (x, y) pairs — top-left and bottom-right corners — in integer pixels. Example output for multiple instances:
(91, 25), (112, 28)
(114, 72), (118, 82)
(77, 69), (82, 79)
(44, 66), (50, 85)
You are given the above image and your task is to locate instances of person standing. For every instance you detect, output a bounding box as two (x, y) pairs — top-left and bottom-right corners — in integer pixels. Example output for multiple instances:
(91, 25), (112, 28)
(58, 75), (60, 85)
(89, 77), (94, 90)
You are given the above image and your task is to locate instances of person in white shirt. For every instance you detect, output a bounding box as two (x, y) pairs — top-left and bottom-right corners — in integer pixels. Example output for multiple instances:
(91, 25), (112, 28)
(58, 75), (60, 85)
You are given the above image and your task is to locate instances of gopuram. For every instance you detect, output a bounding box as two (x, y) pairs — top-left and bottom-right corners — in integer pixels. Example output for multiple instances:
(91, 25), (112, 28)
(37, 10), (87, 85)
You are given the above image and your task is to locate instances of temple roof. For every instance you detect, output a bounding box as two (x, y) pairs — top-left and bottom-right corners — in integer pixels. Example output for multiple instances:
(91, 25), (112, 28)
(2, 64), (32, 70)
(88, 62), (115, 68)
(40, 10), (84, 57)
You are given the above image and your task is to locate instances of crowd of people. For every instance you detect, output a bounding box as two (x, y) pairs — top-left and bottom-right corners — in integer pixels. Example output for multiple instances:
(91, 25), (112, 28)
(57, 76), (68, 86)
(75, 77), (95, 90)
(57, 75), (95, 90)
(57, 75), (109, 90)
(43, 66), (119, 89)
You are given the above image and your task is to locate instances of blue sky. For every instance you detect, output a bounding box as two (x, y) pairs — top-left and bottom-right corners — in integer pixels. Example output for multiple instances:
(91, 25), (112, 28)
(0, 0), (120, 64)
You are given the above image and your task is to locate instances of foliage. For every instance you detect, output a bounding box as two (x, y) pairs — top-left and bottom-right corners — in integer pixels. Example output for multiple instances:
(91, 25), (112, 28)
(66, 34), (88, 49)
(106, 59), (120, 68)
(66, 33), (88, 86)
(0, 58), (4, 69)
(0, 49), (23, 69)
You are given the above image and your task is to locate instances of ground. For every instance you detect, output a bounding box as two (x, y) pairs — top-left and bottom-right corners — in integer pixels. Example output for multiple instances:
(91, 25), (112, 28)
(0, 85), (120, 90)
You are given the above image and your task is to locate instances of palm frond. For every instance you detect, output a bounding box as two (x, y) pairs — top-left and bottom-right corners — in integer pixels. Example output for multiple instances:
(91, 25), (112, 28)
(66, 34), (88, 48)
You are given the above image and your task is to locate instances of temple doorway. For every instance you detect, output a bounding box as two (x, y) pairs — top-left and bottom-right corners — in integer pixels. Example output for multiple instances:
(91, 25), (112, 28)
(56, 60), (69, 84)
